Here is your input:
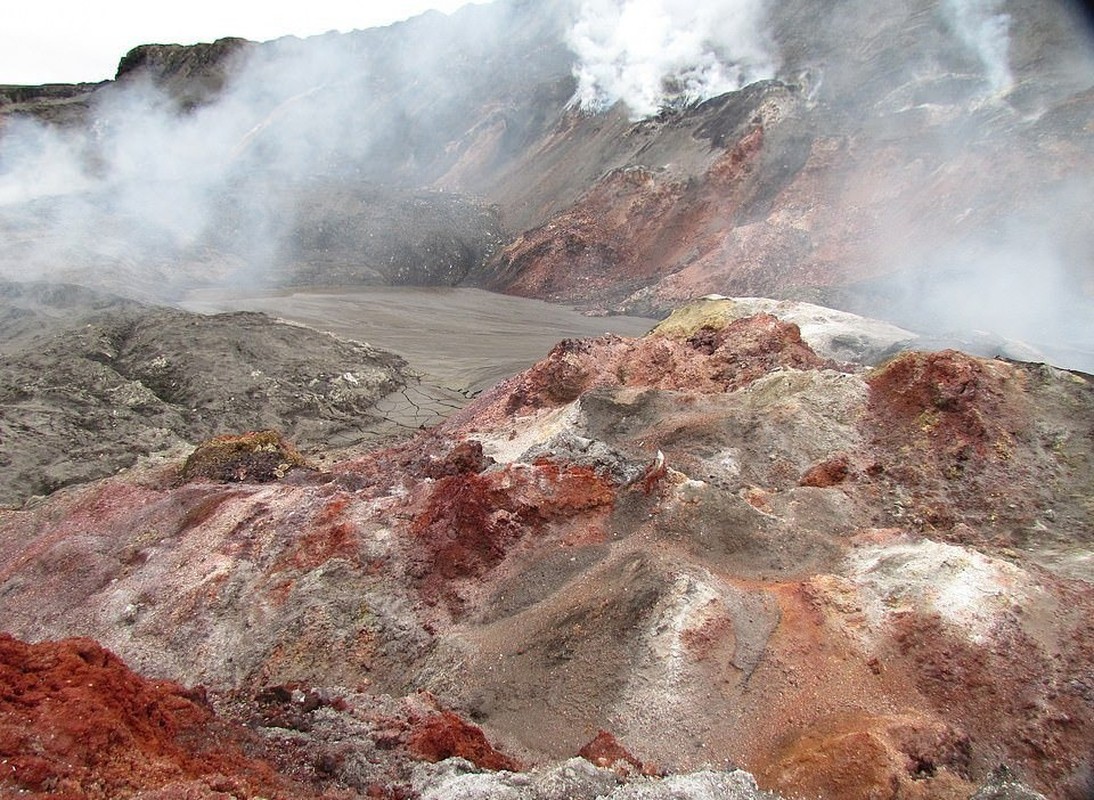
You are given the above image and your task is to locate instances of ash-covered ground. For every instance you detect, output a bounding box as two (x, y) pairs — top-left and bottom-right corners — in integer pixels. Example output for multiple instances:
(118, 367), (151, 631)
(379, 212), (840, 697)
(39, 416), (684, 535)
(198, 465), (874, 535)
(0, 281), (651, 508)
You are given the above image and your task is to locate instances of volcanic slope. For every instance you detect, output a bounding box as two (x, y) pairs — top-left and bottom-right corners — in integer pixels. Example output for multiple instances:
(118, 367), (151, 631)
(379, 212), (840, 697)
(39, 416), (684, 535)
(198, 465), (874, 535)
(0, 280), (468, 507)
(1, 0), (1091, 371)
(0, 300), (1090, 799)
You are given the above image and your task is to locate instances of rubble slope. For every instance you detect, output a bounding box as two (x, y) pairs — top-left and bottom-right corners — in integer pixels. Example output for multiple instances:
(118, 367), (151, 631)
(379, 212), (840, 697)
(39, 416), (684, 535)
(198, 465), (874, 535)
(0, 301), (1090, 799)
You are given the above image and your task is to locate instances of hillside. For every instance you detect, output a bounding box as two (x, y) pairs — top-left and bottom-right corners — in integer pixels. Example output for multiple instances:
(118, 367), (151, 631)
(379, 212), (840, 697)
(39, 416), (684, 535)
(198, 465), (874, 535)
(0, 1), (1093, 798)
(1, 0), (1091, 367)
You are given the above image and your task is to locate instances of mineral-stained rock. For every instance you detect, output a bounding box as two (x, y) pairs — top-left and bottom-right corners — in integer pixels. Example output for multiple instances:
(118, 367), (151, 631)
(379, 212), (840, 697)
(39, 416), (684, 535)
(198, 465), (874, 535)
(0, 309), (1092, 799)
(652, 297), (916, 366)
(756, 712), (974, 799)
(408, 459), (617, 617)
(0, 634), (310, 799)
(578, 730), (649, 774)
(407, 708), (521, 772)
(864, 350), (1044, 537)
(409, 758), (775, 800)
(454, 312), (844, 422)
(798, 453), (852, 488)
(0, 0), (1091, 793)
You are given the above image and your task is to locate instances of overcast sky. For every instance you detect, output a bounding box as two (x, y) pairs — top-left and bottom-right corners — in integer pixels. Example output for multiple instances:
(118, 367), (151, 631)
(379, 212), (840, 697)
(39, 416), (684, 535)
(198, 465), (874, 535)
(1, 1), (490, 85)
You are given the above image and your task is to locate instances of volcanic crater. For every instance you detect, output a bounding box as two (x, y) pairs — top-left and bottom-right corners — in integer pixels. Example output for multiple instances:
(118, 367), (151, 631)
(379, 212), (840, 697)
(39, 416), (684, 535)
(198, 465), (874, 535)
(1, 1), (1093, 798)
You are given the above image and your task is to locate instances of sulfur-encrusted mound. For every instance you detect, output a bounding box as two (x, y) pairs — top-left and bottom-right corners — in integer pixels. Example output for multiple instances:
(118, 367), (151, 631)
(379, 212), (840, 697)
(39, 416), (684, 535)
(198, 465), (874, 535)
(181, 430), (312, 484)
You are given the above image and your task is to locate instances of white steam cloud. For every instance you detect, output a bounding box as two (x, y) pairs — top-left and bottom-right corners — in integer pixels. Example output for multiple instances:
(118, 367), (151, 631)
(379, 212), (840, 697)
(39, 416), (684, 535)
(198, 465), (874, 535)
(0, 12), (509, 295)
(878, 184), (1094, 369)
(0, 51), (297, 282)
(942, 0), (1013, 95)
(567, 0), (777, 119)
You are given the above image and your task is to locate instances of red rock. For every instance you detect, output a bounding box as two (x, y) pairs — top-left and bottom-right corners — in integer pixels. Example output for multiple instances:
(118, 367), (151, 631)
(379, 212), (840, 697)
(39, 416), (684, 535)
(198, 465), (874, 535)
(799, 453), (851, 487)
(578, 729), (647, 772)
(456, 314), (841, 423)
(864, 350), (1040, 535)
(757, 713), (974, 800)
(488, 166), (692, 305)
(273, 510), (361, 573)
(865, 350), (1028, 473)
(0, 315), (1090, 800)
(0, 634), (309, 799)
(885, 610), (1094, 796)
(407, 710), (520, 771)
(408, 460), (616, 615)
(423, 439), (494, 478)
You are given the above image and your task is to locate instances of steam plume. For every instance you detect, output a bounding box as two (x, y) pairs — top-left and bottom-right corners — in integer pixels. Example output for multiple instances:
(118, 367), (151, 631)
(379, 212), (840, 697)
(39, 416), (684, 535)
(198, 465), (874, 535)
(0, 8), (513, 294)
(567, 0), (777, 119)
(0, 0), (1091, 372)
(941, 0), (1013, 94)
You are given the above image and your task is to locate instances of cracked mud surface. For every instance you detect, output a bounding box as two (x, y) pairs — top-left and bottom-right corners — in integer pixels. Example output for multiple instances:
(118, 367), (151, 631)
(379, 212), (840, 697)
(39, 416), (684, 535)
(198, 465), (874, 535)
(177, 285), (655, 395)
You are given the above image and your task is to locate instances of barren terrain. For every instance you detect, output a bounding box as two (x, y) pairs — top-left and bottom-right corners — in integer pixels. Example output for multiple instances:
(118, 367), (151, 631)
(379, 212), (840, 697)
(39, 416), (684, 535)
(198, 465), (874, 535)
(0, 0), (1092, 797)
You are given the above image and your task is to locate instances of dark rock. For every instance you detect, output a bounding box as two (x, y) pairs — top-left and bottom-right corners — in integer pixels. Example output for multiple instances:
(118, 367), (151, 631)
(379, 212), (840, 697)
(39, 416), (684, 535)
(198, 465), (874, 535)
(0, 282), (411, 506)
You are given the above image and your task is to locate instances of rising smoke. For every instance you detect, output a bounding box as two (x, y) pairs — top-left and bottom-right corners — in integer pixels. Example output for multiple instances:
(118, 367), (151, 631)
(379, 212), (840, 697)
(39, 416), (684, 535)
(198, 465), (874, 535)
(566, 0), (777, 119)
(0, 6), (523, 296)
(870, 178), (1094, 369)
(0, 38), (343, 286)
(941, 0), (1013, 95)
(852, 0), (1094, 367)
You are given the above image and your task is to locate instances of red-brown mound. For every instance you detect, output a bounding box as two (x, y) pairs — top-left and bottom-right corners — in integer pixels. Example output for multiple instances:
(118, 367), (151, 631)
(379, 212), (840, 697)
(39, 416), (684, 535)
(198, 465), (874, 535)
(758, 712), (974, 800)
(465, 313), (840, 420)
(799, 453), (852, 487)
(864, 350), (1041, 534)
(409, 461), (616, 616)
(181, 430), (311, 484)
(0, 634), (303, 799)
(578, 730), (651, 774)
(867, 350), (1022, 438)
(407, 709), (520, 772)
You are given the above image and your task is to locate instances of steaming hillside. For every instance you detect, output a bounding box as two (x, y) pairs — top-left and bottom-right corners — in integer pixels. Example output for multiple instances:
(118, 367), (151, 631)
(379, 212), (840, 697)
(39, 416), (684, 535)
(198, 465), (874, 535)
(1, 0), (1092, 367)
(2, 2), (1094, 799)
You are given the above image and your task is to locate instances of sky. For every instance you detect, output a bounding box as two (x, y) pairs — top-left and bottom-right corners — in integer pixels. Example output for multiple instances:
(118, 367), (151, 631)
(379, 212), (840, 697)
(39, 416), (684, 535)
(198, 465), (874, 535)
(0, 1), (487, 85)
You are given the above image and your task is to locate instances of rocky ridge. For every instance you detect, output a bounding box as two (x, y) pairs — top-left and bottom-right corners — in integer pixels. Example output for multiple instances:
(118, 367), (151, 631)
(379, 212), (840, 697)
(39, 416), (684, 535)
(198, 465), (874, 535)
(0, 299), (1090, 799)
(0, 281), (469, 507)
